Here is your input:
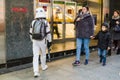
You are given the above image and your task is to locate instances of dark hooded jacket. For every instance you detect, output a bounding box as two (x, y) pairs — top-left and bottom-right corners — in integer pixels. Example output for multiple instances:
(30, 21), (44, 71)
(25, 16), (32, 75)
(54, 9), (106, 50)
(94, 30), (111, 50)
(75, 13), (94, 38)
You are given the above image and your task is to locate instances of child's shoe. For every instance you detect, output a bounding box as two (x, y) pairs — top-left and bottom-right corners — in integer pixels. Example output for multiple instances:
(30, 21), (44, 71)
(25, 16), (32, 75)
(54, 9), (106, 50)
(102, 63), (106, 66)
(116, 48), (120, 55)
(102, 56), (106, 66)
(100, 59), (102, 63)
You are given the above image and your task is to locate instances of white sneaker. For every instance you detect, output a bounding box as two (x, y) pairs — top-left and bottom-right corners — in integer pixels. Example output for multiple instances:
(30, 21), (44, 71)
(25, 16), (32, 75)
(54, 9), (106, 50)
(34, 72), (40, 78)
(42, 65), (48, 71)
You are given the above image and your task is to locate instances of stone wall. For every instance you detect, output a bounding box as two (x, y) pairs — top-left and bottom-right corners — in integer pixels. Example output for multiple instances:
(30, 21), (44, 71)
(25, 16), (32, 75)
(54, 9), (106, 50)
(5, 0), (34, 60)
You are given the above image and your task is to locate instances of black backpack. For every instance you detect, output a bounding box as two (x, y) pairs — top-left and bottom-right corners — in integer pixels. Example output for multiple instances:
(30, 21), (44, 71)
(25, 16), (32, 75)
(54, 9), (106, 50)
(32, 19), (47, 40)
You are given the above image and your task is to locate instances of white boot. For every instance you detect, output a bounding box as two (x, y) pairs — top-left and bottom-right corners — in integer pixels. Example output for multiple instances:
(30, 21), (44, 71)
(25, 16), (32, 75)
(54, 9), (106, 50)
(34, 72), (40, 78)
(42, 65), (48, 71)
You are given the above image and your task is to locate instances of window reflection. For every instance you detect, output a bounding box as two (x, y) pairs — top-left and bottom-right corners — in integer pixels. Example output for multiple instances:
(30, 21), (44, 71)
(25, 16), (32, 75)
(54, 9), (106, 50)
(53, 3), (64, 39)
(65, 2), (76, 38)
(53, 14), (61, 38)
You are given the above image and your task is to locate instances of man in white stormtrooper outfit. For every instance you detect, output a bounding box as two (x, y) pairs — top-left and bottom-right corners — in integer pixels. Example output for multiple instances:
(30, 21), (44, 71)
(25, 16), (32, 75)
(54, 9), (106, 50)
(29, 8), (52, 78)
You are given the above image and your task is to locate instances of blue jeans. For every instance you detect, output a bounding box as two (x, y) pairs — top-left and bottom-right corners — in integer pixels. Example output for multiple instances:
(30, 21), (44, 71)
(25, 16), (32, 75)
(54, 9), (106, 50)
(76, 38), (90, 61)
(98, 48), (107, 64)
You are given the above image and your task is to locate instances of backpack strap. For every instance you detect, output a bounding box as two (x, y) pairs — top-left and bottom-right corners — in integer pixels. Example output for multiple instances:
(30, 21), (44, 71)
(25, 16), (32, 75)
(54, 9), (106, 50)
(42, 20), (49, 36)
(44, 20), (51, 35)
(39, 21), (45, 34)
(43, 20), (47, 37)
(32, 20), (37, 34)
(29, 20), (37, 35)
(46, 31), (51, 34)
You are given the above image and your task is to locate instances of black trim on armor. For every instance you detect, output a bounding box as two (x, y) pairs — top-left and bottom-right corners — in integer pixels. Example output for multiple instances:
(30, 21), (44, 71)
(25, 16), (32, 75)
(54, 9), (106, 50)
(46, 31), (51, 34)
(29, 33), (32, 35)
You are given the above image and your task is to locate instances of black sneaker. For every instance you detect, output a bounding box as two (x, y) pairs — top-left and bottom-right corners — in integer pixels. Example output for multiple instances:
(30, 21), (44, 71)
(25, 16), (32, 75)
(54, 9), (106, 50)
(102, 63), (106, 66)
(116, 48), (120, 55)
(34, 75), (39, 78)
(72, 61), (80, 66)
(99, 58), (102, 63)
(84, 59), (88, 65)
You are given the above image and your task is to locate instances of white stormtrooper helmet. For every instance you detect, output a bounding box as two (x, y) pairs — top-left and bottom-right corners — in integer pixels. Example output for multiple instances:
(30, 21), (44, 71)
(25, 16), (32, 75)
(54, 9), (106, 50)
(35, 8), (46, 19)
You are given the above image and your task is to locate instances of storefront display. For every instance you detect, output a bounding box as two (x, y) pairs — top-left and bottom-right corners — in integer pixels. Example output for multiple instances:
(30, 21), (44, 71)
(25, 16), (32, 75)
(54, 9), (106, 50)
(53, 1), (64, 39)
(37, 2), (51, 22)
(65, 2), (76, 38)
(77, 3), (82, 13)
(36, 0), (83, 40)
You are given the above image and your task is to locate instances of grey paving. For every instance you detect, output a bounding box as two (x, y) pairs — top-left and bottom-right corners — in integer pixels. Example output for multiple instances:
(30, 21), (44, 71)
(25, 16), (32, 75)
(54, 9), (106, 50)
(0, 52), (120, 80)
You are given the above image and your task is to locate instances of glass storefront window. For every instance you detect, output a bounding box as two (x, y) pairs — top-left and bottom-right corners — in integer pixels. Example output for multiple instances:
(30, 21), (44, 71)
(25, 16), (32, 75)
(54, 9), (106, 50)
(0, 0), (6, 64)
(65, 2), (76, 38)
(38, 2), (51, 22)
(53, 1), (64, 39)
(65, 2), (76, 22)
(77, 3), (82, 13)
(65, 24), (75, 38)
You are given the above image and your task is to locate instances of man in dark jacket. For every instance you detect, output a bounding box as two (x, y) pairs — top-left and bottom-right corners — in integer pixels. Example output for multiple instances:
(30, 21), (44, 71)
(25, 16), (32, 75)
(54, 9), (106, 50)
(73, 6), (94, 66)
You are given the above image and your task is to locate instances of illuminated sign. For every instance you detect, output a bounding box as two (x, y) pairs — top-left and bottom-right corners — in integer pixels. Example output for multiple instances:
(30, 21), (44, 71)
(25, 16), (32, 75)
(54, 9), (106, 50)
(11, 7), (27, 13)
(39, 0), (50, 3)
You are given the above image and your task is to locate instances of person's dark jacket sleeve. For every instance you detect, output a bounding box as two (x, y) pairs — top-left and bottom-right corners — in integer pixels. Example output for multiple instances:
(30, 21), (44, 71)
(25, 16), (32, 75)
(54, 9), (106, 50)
(109, 18), (120, 29)
(88, 16), (94, 36)
(74, 16), (79, 25)
(94, 31), (100, 40)
(107, 33), (112, 48)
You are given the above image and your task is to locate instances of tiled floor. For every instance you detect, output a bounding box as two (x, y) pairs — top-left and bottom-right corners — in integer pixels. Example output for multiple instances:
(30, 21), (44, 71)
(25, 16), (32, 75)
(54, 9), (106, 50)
(0, 51), (120, 80)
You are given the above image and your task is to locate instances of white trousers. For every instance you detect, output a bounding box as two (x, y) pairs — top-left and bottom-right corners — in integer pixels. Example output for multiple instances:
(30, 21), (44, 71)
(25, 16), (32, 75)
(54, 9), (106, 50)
(32, 39), (47, 73)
